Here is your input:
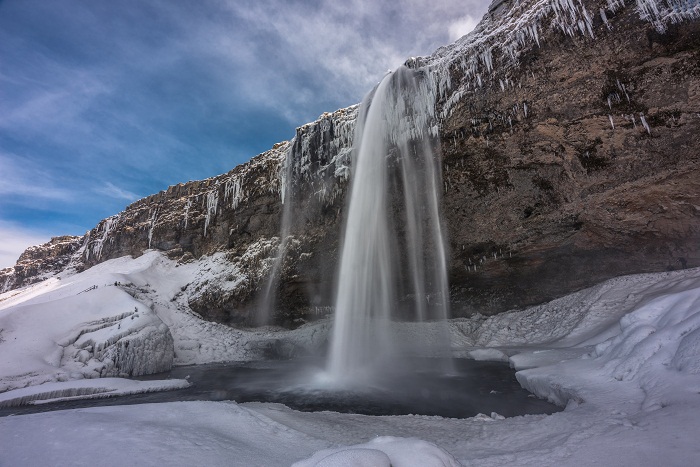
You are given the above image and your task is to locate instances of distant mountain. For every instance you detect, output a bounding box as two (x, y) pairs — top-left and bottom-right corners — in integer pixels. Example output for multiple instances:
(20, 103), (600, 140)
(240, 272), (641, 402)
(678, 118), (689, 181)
(2, 0), (699, 326)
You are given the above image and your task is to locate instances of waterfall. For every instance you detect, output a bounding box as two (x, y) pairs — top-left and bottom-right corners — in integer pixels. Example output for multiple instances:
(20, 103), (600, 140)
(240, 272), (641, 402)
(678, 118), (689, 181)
(326, 65), (451, 385)
(257, 147), (294, 326)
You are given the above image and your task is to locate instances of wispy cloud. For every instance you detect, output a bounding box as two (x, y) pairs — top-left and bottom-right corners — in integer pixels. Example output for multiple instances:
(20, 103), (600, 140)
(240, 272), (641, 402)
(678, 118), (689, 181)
(97, 182), (140, 202)
(0, 0), (491, 243)
(0, 152), (75, 202)
(0, 221), (51, 269)
(185, 0), (492, 122)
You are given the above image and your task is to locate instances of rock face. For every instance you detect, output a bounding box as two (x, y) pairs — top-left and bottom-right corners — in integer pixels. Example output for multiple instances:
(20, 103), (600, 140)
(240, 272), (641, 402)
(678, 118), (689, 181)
(435, 0), (700, 313)
(0, 236), (83, 293)
(2, 0), (699, 324)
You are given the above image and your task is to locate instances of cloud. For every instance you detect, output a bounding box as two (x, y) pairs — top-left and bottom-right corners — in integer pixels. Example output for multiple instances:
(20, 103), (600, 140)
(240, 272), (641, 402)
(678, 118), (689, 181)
(449, 15), (480, 41)
(0, 152), (75, 202)
(191, 0), (492, 122)
(0, 0), (492, 244)
(0, 221), (51, 269)
(96, 182), (140, 202)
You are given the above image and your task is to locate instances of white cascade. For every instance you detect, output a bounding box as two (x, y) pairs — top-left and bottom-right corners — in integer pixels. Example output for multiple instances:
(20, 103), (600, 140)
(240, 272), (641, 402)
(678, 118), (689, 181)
(326, 66), (451, 385)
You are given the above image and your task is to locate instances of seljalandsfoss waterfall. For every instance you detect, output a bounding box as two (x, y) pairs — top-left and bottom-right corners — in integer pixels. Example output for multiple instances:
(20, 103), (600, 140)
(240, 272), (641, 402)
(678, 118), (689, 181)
(326, 65), (452, 386)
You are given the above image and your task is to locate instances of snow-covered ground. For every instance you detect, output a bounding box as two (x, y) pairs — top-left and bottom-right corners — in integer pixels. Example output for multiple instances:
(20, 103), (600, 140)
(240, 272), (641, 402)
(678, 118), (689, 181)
(0, 251), (327, 396)
(1, 252), (700, 465)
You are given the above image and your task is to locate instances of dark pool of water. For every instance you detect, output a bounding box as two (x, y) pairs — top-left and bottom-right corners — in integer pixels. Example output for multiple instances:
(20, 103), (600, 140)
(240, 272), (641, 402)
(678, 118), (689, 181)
(0, 358), (561, 418)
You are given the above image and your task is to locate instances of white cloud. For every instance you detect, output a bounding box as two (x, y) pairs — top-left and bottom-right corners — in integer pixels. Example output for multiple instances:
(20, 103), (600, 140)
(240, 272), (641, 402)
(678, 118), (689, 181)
(0, 0), (493, 243)
(448, 15), (480, 41)
(0, 222), (50, 269)
(200, 0), (492, 122)
(97, 182), (140, 202)
(0, 152), (75, 202)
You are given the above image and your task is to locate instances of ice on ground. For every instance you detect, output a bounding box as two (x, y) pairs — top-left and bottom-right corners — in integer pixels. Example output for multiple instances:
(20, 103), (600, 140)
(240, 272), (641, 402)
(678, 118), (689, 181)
(0, 378), (189, 407)
(464, 348), (510, 362)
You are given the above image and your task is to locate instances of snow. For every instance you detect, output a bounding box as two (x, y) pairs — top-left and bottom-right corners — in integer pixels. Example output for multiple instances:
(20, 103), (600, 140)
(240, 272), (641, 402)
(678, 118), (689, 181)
(2, 251), (700, 465)
(0, 277), (175, 392)
(0, 250), (327, 393)
(292, 436), (462, 467)
(0, 378), (189, 407)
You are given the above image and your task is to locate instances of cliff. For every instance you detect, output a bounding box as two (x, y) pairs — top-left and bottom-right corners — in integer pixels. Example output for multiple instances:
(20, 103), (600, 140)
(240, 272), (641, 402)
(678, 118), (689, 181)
(2, 0), (699, 325)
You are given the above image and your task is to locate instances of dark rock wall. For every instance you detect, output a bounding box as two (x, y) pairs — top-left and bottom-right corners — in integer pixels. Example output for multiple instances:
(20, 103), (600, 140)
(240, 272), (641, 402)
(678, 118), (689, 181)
(437, 4), (700, 314)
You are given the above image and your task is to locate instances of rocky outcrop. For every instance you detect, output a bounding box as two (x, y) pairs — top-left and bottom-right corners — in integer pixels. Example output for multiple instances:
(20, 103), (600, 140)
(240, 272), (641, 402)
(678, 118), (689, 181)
(433, 0), (700, 313)
(0, 236), (83, 293)
(2, 0), (699, 323)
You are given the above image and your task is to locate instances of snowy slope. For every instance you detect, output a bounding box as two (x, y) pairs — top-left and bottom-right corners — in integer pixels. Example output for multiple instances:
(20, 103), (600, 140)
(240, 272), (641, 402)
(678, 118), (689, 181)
(0, 250), (328, 396)
(0, 274), (174, 392)
(2, 263), (700, 465)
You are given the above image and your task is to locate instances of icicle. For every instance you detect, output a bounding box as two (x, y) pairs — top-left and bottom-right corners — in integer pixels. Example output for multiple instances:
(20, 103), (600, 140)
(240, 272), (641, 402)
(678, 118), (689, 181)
(88, 215), (118, 260)
(204, 190), (219, 237)
(224, 176), (243, 210)
(600, 8), (611, 29)
(183, 199), (191, 228)
(640, 113), (651, 134)
(622, 83), (630, 102)
(148, 209), (158, 249)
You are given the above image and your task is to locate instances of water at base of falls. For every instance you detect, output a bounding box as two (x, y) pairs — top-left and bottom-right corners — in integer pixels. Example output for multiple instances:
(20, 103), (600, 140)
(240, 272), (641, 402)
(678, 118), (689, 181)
(0, 359), (563, 420)
(326, 65), (452, 385)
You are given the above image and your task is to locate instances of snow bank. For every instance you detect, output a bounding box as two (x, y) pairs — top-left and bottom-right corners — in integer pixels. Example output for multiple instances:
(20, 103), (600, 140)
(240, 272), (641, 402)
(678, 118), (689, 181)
(0, 378), (189, 407)
(0, 250), (328, 395)
(450, 267), (700, 349)
(0, 283), (174, 392)
(293, 436), (462, 467)
(511, 268), (700, 410)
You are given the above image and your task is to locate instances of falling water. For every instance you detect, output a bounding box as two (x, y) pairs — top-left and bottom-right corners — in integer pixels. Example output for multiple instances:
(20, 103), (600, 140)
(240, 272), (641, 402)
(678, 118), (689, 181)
(326, 66), (451, 385)
(257, 147), (294, 326)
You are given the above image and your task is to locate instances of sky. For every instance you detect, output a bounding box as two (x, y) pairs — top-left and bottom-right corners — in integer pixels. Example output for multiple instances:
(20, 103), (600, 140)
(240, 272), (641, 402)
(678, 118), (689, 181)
(0, 0), (490, 268)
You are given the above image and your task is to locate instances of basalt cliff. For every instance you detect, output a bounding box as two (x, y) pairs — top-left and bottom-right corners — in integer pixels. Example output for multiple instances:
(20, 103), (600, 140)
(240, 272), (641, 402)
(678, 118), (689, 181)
(2, 0), (699, 326)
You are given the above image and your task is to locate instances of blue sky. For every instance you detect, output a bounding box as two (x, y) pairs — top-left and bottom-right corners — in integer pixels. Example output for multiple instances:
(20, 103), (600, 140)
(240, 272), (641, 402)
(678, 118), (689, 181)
(0, 0), (488, 267)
